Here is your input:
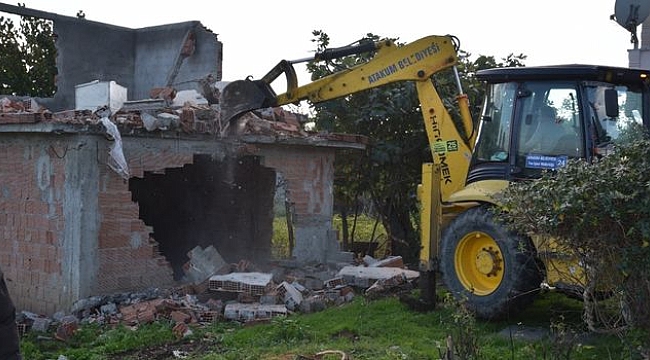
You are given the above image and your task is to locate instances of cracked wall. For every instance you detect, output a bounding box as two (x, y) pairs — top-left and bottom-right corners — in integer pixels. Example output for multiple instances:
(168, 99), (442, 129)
(0, 130), (348, 315)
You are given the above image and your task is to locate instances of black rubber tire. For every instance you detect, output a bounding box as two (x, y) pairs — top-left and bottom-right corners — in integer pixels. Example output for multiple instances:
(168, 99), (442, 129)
(440, 205), (544, 320)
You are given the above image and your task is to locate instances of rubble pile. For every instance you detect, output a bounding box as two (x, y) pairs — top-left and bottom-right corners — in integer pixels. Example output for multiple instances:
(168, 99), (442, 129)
(0, 79), (311, 138)
(14, 250), (418, 340)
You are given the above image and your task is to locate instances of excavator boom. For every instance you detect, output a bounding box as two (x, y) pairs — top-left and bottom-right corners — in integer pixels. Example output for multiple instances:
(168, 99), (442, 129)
(221, 36), (461, 121)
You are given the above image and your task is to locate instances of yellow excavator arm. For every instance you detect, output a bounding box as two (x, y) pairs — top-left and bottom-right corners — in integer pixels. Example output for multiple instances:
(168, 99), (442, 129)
(220, 34), (475, 201)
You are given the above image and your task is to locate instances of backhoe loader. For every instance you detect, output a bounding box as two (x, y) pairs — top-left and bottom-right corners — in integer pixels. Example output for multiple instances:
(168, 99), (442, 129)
(219, 34), (650, 319)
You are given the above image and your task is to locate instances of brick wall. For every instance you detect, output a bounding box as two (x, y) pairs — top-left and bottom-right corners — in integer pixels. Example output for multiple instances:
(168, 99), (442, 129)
(0, 131), (344, 314)
(0, 134), (197, 314)
(0, 137), (66, 314)
(95, 145), (195, 294)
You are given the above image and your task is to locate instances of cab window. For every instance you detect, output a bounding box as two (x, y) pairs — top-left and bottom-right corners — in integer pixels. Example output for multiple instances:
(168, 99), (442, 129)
(585, 83), (644, 148)
(515, 83), (583, 172)
(474, 82), (516, 162)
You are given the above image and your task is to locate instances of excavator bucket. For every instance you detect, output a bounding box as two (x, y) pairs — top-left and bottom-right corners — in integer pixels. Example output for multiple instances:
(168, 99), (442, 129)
(219, 79), (277, 125)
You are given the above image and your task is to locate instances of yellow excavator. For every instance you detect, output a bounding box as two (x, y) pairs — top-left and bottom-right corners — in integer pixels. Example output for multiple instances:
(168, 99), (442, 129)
(219, 34), (650, 319)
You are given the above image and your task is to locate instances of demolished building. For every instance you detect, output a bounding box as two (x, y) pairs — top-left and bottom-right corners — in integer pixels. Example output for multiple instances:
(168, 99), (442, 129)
(0, 3), (366, 315)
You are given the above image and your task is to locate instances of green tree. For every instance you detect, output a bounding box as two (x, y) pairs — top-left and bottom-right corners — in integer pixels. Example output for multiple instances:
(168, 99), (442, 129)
(305, 31), (525, 263)
(0, 10), (56, 97)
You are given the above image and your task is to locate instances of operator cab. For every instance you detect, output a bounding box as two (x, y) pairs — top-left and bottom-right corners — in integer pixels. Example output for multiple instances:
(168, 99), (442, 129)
(468, 65), (650, 182)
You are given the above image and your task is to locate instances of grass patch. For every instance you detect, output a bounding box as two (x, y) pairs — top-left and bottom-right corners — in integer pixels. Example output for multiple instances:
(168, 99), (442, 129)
(21, 291), (628, 359)
(20, 321), (177, 360)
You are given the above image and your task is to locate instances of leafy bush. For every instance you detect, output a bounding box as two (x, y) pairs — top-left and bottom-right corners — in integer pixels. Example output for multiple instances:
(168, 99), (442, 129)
(496, 130), (650, 353)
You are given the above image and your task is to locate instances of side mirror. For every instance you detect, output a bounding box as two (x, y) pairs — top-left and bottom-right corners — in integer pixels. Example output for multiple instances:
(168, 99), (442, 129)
(604, 88), (619, 118)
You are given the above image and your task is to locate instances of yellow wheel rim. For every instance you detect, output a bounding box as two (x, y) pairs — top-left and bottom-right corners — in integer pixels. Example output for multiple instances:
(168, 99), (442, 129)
(454, 231), (504, 296)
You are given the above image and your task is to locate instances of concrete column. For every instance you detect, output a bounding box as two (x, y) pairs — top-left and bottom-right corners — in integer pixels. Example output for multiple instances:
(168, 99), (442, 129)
(60, 136), (99, 309)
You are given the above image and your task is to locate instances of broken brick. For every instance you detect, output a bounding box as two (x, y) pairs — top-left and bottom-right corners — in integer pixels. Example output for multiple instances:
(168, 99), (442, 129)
(170, 310), (191, 324)
(0, 112), (41, 124)
(172, 322), (193, 338)
(180, 106), (195, 133)
(55, 316), (79, 342)
(119, 299), (164, 325)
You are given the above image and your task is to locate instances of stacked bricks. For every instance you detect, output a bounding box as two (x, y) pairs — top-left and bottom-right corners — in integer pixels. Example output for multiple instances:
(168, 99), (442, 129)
(0, 140), (66, 314)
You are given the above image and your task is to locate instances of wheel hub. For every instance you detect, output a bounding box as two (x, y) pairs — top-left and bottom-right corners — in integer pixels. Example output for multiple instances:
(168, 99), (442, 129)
(475, 247), (502, 277)
(454, 231), (506, 296)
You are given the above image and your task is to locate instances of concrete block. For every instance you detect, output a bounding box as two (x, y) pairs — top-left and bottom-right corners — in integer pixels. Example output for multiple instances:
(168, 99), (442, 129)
(329, 251), (355, 264)
(199, 310), (220, 323)
(277, 281), (303, 311)
(335, 295), (346, 306)
(223, 303), (287, 322)
(185, 245), (227, 285)
(31, 317), (52, 332)
(208, 272), (274, 296)
(324, 277), (345, 289)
